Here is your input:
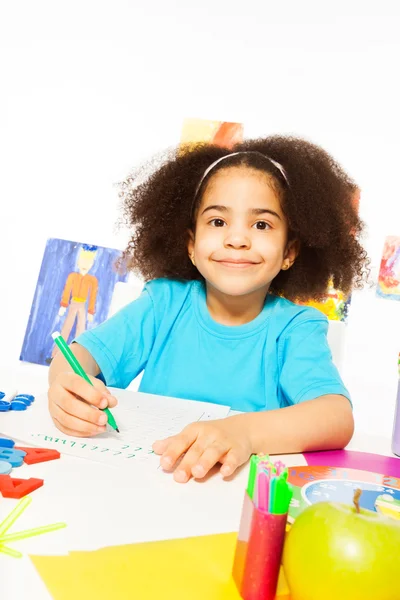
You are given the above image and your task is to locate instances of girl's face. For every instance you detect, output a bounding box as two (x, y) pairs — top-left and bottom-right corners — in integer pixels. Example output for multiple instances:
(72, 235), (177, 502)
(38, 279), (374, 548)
(188, 166), (298, 298)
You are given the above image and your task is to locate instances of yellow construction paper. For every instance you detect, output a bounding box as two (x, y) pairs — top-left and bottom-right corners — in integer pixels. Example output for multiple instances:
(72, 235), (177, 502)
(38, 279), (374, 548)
(31, 532), (291, 600)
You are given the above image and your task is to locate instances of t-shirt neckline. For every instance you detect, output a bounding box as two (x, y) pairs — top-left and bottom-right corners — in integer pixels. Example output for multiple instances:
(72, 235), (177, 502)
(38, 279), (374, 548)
(192, 280), (275, 339)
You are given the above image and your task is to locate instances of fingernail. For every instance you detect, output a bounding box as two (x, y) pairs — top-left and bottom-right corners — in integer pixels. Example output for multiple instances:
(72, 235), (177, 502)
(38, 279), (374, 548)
(192, 465), (205, 478)
(220, 465), (232, 476)
(174, 470), (188, 483)
(98, 413), (107, 425)
(99, 398), (108, 409)
(153, 440), (165, 451)
(161, 456), (172, 468)
(97, 425), (106, 433)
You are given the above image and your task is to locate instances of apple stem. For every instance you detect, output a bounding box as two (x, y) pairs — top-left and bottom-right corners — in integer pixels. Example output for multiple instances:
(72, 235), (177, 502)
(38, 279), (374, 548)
(353, 488), (362, 514)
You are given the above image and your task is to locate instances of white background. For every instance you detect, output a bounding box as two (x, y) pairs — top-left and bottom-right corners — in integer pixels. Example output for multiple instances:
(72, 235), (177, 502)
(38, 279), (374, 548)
(0, 0), (399, 437)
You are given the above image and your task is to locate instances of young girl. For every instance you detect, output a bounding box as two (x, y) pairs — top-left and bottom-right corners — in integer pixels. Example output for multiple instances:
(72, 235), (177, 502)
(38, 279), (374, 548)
(48, 135), (368, 483)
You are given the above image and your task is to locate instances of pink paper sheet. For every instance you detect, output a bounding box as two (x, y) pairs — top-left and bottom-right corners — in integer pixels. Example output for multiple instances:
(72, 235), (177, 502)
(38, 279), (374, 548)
(304, 449), (400, 478)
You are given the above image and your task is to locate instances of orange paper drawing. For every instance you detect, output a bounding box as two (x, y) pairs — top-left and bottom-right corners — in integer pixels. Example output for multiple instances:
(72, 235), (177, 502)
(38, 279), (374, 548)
(180, 118), (243, 149)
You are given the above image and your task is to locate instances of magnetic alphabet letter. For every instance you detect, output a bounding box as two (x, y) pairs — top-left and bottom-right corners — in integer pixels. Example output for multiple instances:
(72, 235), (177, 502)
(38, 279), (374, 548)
(15, 447), (61, 465)
(0, 475), (44, 499)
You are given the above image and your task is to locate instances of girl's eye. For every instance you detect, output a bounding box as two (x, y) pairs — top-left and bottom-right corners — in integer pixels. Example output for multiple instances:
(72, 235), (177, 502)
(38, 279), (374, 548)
(253, 221), (271, 230)
(209, 218), (226, 227)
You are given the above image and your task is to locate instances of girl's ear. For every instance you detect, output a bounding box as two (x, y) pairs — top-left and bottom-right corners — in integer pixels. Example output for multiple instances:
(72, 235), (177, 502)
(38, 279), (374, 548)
(282, 239), (300, 270)
(187, 229), (195, 262)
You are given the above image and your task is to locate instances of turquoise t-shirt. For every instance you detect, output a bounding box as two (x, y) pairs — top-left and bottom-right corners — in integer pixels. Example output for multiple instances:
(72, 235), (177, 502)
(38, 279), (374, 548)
(76, 278), (350, 412)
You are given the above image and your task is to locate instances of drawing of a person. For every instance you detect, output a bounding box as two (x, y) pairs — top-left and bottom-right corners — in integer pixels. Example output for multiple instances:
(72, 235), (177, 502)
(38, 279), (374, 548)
(50, 244), (99, 359)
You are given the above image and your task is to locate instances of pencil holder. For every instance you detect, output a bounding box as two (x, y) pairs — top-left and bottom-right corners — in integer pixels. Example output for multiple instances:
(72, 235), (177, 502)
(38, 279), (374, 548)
(232, 491), (287, 600)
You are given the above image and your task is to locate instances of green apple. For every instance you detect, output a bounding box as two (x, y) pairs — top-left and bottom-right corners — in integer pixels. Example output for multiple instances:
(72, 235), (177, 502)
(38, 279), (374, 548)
(282, 491), (400, 600)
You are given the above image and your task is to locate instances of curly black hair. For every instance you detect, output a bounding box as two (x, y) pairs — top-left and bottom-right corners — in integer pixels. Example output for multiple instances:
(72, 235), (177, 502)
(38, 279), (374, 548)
(118, 135), (369, 301)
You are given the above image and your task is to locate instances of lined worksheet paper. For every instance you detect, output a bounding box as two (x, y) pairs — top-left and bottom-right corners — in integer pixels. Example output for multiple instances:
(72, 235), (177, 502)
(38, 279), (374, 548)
(0, 389), (231, 469)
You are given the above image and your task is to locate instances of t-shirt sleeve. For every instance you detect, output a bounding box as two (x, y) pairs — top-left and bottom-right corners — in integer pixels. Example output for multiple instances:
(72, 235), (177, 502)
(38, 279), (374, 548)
(74, 288), (155, 389)
(278, 316), (351, 406)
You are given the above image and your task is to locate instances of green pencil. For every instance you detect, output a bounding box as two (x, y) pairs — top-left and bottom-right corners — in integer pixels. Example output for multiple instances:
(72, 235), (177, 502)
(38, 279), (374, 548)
(52, 331), (119, 433)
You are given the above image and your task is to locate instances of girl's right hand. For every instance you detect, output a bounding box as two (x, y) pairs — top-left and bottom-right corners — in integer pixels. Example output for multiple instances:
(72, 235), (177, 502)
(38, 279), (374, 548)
(48, 372), (118, 437)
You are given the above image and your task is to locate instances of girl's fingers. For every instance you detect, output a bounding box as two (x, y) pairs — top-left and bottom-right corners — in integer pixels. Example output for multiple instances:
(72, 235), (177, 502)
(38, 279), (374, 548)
(189, 443), (228, 480)
(104, 394), (118, 408)
(51, 403), (106, 436)
(152, 438), (169, 455)
(173, 442), (207, 483)
(53, 386), (108, 427)
(52, 417), (89, 438)
(57, 372), (116, 409)
(157, 429), (198, 472)
(91, 378), (118, 407)
(219, 449), (244, 478)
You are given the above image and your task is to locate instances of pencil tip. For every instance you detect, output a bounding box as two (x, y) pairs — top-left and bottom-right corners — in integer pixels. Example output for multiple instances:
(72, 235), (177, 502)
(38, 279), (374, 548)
(116, 428), (120, 433)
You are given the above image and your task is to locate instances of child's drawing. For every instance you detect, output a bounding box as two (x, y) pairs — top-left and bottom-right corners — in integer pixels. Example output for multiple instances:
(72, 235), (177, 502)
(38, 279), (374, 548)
(54, 244), (98, 349)
(20, 238), (128, 366)
(376, 235), (400, 301)
(180, 117), (243, 149)
(303, 283), (351, 322)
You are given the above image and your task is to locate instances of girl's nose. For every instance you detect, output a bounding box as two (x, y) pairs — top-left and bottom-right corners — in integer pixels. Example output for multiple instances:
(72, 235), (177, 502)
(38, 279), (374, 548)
(224, 229), (251, 249)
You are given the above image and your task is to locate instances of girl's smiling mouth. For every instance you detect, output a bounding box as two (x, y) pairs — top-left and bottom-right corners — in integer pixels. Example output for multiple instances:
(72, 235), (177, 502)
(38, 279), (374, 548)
(214, 258), (261, 268)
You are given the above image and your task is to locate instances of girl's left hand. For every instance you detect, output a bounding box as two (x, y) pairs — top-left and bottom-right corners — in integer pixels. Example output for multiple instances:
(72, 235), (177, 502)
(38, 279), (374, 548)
(152, 417), (253, 483)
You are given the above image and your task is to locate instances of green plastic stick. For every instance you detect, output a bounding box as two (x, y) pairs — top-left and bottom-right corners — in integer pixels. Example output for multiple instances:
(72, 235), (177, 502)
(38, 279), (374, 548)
(0, 545), (22, 558)
(246, 455), (261, 500)
(52, 332), (119, 432)
(0, 522), (66, 544)
(285, 483), (294, 512)
(0, 496), (32, 538)
(273, 477), (293, 514)
(269, 475), (277, 512)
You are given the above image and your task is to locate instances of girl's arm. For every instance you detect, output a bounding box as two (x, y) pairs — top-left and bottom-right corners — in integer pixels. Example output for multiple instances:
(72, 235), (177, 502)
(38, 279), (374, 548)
(153, 394), (354, 483)
(234, 394), (354, 455)
(48, 343), (100, 384)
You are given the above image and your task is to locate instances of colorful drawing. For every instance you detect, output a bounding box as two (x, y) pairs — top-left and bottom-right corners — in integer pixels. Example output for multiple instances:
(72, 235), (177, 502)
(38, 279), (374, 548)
(302, 282), (351, 322)
(287, 465), (400, 524)
(180, 117), (243, 149)
(50, 244), (98, 360)
(20, 238), (128, 366)
(376, 235), (400, 301)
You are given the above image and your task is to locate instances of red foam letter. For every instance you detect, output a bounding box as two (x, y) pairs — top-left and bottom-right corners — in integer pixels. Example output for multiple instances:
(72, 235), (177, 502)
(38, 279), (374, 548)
(0, 475), (44, 498)
(15, 447), (60, 465)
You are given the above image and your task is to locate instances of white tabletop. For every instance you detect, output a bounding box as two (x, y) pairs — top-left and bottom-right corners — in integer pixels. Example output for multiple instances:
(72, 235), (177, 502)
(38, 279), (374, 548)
(0, 365), (395, 600)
